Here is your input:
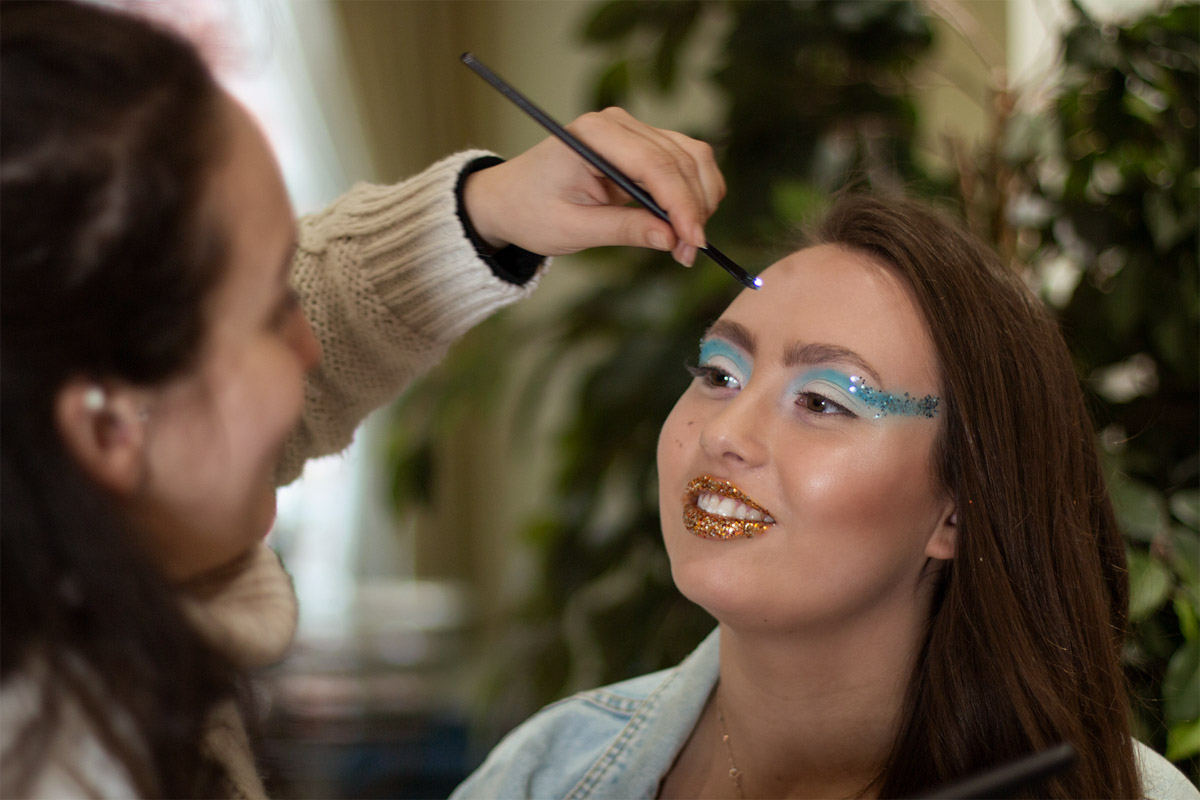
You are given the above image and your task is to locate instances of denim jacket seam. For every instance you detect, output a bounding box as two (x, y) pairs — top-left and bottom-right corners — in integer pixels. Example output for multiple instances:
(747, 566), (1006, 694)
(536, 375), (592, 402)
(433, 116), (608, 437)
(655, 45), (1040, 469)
(563, 666), (682, 800)
(577, 690), (641, 715)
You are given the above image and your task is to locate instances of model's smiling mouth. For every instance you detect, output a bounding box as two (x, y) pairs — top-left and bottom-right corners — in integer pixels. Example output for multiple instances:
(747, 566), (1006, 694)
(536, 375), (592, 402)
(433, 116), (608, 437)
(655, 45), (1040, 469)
(683, 476), (775, 539)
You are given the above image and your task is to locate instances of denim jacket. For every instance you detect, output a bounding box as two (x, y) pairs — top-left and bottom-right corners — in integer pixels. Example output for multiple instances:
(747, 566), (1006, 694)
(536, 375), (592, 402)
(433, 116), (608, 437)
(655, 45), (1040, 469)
(451, 627), (1198, 800)
(452, 628), (719, 800)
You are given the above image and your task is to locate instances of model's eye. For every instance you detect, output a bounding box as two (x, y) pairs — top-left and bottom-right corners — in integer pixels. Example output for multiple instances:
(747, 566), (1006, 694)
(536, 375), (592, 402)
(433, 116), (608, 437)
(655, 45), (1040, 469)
(687, 364), (741, 391)
(796, 391), (852, 416)
(695, 339), (751, 390)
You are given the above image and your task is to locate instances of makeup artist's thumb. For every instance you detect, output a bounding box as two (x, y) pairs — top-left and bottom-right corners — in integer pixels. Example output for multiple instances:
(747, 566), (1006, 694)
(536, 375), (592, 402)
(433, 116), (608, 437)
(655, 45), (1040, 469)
(642, 222), (697, 267)
(585, 207), (669, 251)
(645, 227), (672, 252)
(644, 224), (697, 268)
(576, 207), (693, 265)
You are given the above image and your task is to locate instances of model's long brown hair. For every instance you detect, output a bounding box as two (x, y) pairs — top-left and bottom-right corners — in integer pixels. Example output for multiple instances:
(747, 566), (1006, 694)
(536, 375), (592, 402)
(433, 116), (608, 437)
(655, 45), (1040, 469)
(814, 193), (1139, 798)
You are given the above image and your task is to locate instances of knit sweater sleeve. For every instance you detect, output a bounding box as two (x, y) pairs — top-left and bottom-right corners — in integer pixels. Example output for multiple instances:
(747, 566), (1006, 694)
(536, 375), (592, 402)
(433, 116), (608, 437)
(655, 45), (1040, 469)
(276, 150), (545, 485)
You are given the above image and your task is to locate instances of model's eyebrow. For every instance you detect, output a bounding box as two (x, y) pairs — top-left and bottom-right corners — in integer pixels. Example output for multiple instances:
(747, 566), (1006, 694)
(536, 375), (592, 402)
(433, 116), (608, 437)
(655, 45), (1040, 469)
(783, 342), (882, 387)
(704, 319), (883, 386)
(703, 319), (756, 355)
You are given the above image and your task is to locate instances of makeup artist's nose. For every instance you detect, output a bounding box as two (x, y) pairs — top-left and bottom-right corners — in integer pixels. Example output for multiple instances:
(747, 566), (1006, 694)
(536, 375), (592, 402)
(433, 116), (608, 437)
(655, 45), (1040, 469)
(698, 390), (769, 468)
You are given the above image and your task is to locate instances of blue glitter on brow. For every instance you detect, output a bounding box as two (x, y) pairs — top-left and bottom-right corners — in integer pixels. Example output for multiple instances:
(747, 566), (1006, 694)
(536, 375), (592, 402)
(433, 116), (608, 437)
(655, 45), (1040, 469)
(805, 369), (940, 419)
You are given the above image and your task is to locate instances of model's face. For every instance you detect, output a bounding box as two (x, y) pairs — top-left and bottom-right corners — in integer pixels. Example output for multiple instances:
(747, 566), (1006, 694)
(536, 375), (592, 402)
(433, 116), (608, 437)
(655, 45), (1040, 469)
(656, 245), (954, 633)
(126, 94), (320, 583)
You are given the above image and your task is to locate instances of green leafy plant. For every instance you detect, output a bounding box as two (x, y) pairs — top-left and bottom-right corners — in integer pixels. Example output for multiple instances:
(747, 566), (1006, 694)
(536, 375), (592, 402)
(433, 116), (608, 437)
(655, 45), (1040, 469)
(998, 1), (1198, 769)
(384, 0), (1198, 775)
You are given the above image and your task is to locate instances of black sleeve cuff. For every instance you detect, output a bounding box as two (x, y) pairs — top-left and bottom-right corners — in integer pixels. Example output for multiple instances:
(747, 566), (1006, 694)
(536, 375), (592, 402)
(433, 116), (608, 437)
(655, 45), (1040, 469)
(456, 155), (546, 286)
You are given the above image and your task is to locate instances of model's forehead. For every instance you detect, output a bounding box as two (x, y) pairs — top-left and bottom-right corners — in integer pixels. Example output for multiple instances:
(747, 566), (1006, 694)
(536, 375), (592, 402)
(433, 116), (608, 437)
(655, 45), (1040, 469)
(714, 245), (940, 392)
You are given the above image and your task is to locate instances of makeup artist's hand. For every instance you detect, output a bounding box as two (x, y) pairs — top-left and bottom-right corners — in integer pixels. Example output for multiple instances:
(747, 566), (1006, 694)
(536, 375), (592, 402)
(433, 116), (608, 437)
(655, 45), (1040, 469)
(462, 107), (724, 267)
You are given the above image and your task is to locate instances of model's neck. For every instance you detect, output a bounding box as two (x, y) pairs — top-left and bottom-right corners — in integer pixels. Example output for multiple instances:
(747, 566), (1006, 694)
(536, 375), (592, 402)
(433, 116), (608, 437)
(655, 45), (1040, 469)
(712, 601), (930, 799)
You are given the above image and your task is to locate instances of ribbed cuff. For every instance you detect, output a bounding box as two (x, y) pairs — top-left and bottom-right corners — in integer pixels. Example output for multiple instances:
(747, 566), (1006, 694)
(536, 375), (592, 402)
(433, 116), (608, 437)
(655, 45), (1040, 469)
(297, 150), (546, 345)
(456, 155), (545, 286)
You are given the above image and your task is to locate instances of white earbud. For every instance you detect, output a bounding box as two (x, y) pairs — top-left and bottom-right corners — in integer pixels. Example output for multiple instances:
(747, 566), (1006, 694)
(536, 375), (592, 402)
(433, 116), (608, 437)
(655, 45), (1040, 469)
(82, 385), (106, 412)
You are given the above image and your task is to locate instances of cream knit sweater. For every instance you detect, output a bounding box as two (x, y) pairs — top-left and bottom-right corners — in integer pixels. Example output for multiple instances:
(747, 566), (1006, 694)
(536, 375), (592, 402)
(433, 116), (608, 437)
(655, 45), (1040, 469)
(0, 151), (545, 799)
(279, 150), (541, 484)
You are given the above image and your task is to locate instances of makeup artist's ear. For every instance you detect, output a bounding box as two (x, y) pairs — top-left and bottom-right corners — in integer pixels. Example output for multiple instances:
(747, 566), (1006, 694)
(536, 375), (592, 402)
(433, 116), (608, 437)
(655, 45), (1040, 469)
(55, 379), (150, 496)
(925, 502), (957, 561)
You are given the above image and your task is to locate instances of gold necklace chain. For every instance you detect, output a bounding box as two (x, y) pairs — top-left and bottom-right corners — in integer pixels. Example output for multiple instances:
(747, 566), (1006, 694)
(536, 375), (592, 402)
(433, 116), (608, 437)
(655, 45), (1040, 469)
(715, 691), (747, 800)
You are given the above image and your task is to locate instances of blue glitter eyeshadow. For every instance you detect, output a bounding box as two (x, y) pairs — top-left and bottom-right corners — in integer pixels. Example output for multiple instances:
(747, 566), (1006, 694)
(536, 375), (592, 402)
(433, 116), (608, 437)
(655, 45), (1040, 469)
(699, 339), (752, 381)
(802, 369), (940, 419)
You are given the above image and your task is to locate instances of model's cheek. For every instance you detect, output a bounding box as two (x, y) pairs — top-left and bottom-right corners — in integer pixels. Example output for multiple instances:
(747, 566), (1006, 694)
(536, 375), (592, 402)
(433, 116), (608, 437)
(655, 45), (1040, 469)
(799, 435), (938, 538)
(657, 403), (703, 528)
(212, 353), (305, 464)
(656, 399), (697, 475)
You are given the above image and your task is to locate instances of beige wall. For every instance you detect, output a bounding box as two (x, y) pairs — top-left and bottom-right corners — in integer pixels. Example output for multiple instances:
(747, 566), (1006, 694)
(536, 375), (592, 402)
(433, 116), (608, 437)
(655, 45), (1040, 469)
(915, 0), (1009, 177)
(327, 1), (620, 635)
(331, 0), (604, 184)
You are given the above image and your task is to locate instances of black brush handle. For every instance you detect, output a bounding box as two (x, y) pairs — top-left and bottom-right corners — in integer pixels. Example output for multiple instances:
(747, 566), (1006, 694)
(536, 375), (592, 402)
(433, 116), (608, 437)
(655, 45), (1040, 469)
(918, 742), (1078, 799)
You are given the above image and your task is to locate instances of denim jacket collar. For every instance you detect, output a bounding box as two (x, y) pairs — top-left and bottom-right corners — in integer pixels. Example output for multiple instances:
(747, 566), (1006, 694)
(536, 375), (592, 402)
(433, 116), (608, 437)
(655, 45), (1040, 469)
(563, 628), (720, 799)
(452, 627), (721, 800)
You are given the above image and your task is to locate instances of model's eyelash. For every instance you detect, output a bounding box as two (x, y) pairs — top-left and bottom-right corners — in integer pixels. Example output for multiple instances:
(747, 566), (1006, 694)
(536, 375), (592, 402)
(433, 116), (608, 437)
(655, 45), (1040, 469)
(794, 388), (855, 417)
(684, 358), (940, 421)
(796, 371), (942, 419)
(685, 362), (739, 388)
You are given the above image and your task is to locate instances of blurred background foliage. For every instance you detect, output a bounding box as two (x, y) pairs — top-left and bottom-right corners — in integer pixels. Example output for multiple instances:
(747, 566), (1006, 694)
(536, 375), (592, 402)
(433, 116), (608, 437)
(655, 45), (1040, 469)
(384, 0), (1198, 776)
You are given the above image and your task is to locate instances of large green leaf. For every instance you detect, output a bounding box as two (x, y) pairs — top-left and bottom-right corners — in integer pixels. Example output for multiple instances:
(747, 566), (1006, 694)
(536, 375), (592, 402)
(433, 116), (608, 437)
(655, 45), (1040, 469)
(1110, 478), (1168, 542)
(1163, 638), (1200, 724)
(1167, 718), (1200, 762)
(1171, 489), (1200, 529)
(1128, 548), (1174, 622)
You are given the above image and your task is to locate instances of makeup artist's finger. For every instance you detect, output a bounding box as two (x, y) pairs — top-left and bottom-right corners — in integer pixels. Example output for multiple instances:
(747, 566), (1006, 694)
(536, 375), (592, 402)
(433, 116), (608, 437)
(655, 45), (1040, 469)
(561, 205), (683, 256)
(661, 129), (725, 217)
(568, 109), (715, 248)
(673, 241), (697, 268)
(596, 177), (634, 208)
(599, 108), (709, 207)
(601, 112), (713, 245)
(603, 111), (721, 220)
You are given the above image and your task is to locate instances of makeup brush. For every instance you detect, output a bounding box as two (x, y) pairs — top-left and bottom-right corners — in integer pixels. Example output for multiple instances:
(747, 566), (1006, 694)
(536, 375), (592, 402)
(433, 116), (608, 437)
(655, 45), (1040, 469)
(917, 742), (1078, 799)
(461, 52), (761, 291)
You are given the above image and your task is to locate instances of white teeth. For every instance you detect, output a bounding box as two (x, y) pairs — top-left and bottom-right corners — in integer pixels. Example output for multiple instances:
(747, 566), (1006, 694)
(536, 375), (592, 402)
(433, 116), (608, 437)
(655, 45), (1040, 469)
(697, 492), (765, 522)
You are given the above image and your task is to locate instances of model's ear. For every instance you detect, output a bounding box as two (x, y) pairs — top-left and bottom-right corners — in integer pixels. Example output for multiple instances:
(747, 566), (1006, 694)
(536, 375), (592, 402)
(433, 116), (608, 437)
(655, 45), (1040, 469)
(55, 379), (149, 496)
(925, 501), (957, 561)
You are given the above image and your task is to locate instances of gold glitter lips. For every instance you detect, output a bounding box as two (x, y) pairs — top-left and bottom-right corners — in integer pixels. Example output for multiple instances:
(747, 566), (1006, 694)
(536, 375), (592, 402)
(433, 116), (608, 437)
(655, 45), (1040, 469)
(683, 476), (775, 540)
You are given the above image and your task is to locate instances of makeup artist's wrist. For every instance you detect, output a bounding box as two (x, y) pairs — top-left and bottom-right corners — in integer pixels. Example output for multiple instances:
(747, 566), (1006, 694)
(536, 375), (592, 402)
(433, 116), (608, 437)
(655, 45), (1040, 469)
(460, 157), (511, 252)
(457, 156), (544, 285)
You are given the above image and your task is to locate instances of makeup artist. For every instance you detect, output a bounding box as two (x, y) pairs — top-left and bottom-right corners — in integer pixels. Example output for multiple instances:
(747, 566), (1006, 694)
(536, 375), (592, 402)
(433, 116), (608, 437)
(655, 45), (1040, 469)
(451, 192), (1199, 800)
(0, 2), (725, 797)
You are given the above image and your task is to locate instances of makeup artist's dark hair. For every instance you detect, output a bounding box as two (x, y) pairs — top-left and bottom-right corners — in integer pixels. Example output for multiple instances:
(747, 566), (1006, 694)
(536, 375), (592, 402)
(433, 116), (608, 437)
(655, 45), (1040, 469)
(1, 1), (242, 796)
(811, 192), (1139, 798)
